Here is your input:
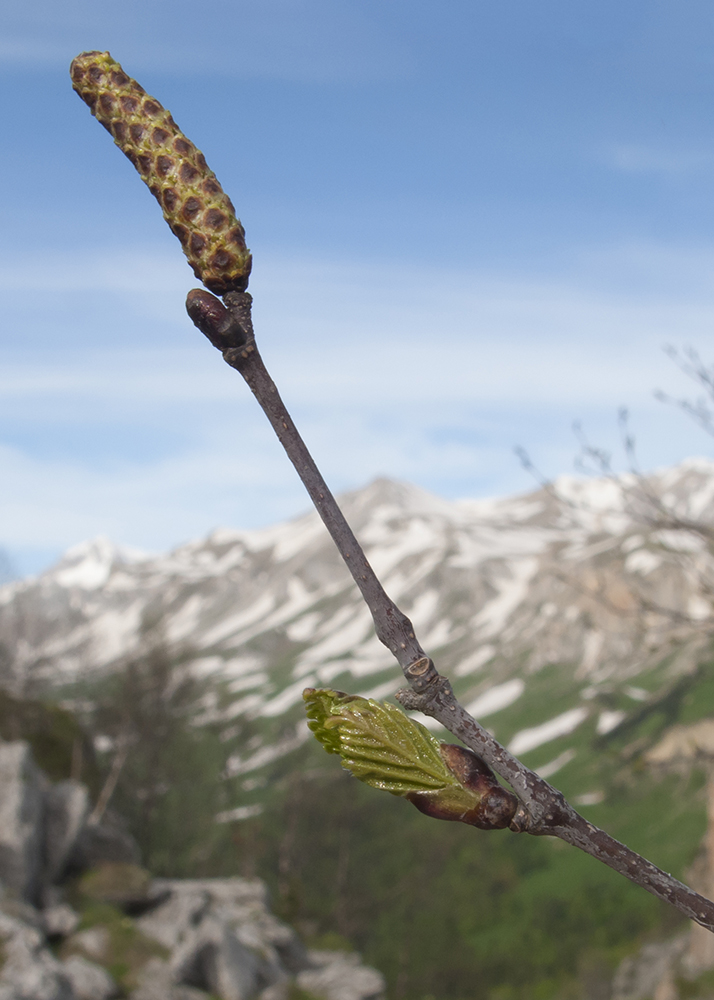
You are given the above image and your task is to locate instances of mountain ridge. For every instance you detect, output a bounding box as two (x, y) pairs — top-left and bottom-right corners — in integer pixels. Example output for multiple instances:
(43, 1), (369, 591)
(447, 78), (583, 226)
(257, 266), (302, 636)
(2, 460), (714, 795)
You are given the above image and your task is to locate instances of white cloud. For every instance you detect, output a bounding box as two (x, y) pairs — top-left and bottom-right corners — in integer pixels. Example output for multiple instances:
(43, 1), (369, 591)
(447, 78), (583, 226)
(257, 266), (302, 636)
(606, 144), (714, 175)
(2, 243), (714, 561)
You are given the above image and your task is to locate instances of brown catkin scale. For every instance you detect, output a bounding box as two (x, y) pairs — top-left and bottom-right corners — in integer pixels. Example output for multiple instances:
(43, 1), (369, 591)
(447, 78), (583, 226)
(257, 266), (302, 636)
(70, 51), (252, 295)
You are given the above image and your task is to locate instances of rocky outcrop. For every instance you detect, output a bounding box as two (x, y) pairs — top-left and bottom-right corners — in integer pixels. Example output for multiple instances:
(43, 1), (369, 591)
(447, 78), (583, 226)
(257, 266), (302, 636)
(43, 783), (89, 885)
(0, 738), (385, 1000)
(296, 951), (386, 1000)
(611, 935), (688, 1000)
(0, 742), (48, 903)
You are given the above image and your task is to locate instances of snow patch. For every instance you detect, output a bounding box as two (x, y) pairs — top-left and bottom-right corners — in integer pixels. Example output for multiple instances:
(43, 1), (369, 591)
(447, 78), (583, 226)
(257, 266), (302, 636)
(688, 595), (711, 620)
(167, 593), (206, 642)
(464, 679), (525, 719)
(224, 722), (310, 776)
(294, 606), (373, 668)
(200, 592), (276, 646)
(581, 631), (604, 673)
(261, 679), (314, 717)
(90, 604), (143, 663)
(535, 748), (576, 779)
(621, 535), (644, 553)
(286, 612), (322, 642)
(508, 707), (588, 755)
(420, 618), (453, 650)
(596, 710), (626, 735)
(357, 678), (402, 700)
(574, 791), (605, 806)
(653, 530), (704, 553)
(407, 589), (440, 629)
(364, 519), (442, 577)
(625, 550), (661, 575)
(215, 804), (263, 823)
(473, 558), (538, 636)
(408, 712), (447, 733)
(454, 645), (496, 677)
(227, 672), (269, 694)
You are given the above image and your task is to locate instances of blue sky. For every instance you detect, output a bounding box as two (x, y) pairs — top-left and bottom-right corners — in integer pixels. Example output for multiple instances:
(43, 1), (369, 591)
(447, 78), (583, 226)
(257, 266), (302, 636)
(2, 1), (714, 575)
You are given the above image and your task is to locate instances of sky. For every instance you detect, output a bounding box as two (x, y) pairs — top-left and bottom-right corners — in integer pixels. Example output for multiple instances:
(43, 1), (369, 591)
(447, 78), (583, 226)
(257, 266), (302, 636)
(2, 1), (714, 575)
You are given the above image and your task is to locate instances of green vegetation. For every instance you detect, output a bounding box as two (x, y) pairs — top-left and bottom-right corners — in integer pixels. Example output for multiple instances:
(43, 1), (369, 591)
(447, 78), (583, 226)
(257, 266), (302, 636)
(38, 649), (714, 1000)
(78, 863), (152, 907)
(250, 761), (670, 1000)
(69, 636), (251, 877)
(61, 898), (167, 992)
(0, 688), (100, 789)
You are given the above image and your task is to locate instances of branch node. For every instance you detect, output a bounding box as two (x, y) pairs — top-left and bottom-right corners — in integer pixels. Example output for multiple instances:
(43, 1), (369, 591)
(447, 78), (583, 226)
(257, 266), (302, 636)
(509, 803), (533, 834)
(404, 656), (439, 693)
(394, 687), (423, 710)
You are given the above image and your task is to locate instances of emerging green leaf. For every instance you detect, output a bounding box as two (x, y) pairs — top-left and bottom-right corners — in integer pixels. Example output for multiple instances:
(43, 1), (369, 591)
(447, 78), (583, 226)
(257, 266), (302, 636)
(303, 688), (519, 830)
(303, 687), (457, 794)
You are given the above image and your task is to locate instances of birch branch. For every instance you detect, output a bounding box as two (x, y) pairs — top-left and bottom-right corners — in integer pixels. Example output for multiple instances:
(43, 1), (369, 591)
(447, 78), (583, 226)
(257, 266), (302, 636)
(67, 46), (714, 936)
(187, 287), (714, 934)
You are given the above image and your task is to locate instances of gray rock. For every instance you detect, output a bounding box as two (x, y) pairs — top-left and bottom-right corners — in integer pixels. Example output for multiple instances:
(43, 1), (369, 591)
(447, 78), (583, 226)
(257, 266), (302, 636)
(44, 782), (89, 884)
(138, 886), (211, 951)
(128, 958), (210, 1000)
(60, 955), (116, 1000)
(0, 742), (47, 902)
(0, 907), (74, 1000)
(139, 878), (309, 997)
(142, 879), (306, 979)
(611, 936), (688, 1000)
(257, 985), (290, 1000)
(296, 950), (385, 1000)
(173, 917), (262, 1000)
(42, 903), (80, 938)
(67, 811), (140, 872)
(64, 925), (111, 965)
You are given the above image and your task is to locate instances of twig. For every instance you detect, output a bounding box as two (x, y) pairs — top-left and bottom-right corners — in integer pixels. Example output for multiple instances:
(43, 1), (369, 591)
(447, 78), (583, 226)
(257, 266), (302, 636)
(186, 287), (714, 933)
(88, 736), (130, 826)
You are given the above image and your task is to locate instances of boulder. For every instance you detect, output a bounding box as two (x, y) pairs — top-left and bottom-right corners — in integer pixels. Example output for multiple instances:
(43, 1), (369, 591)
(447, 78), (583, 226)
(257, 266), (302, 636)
(77, 862), (152, 911)
(296, 950), (385, 1000)
(0, 741), (47, 902)
(173, 918), (263, 1000)
(41, 902), (80, 939)
(139, 880), (300, 1000)
(60, 955), (116, 1000)
(141, 879), (307, 980)
(44, 781), (89, 884)
(66, 810), (140, 873)
(129, 957), (211, 1000)
(611, 936), (688, 1000)
(63, 925), (111, 965)
(137, 885), (211, 952)
(0, 905), (74, 1000)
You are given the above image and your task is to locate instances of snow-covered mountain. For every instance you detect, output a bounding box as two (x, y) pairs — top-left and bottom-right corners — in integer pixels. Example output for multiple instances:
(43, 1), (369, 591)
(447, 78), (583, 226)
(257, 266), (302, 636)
(2, 460), (714, 787)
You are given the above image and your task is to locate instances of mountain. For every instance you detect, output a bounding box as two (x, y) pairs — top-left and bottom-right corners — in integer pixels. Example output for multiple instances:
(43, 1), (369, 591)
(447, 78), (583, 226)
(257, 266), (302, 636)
(3, 460), (714, 1000)
(2, 460), (714, 789)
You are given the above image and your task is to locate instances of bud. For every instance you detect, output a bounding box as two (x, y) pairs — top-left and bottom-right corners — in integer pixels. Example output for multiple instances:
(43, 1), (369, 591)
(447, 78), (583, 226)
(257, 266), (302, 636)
(70, 51), (251, 296)
(185, 288), (249, 350)
(303, 688), (518, 830)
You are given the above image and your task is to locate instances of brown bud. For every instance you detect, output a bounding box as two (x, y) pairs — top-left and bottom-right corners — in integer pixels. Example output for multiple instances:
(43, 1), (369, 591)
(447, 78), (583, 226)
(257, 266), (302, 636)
(70, 51), (252, 295)
(185, 289), (249, 350)
(407, 744), (518, 830)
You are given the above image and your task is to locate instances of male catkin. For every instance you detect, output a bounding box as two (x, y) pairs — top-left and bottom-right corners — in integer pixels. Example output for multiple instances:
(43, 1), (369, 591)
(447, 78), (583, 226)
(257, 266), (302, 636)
(70, 51), (252, 295)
